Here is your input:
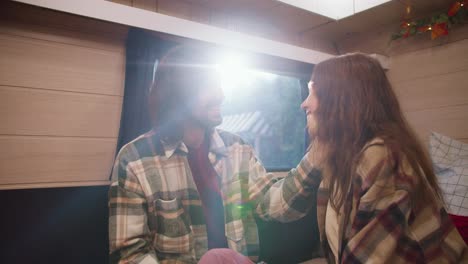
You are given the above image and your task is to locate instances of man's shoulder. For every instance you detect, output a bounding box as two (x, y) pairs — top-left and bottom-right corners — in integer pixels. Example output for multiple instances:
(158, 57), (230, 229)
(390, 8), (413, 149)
(117, 130), (161, 162)
(216, 128), (250, 147)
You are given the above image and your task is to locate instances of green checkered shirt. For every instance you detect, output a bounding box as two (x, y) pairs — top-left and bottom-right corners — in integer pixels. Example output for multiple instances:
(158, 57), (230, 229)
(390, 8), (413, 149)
(109, 129), (278, 263)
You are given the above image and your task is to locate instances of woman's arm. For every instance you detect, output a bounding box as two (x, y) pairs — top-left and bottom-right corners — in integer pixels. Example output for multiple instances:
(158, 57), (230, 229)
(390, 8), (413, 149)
(251, 145), (324, 222)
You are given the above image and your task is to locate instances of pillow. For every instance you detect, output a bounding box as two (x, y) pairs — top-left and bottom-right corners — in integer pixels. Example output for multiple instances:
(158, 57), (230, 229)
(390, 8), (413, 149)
(430, 132), (468, 216)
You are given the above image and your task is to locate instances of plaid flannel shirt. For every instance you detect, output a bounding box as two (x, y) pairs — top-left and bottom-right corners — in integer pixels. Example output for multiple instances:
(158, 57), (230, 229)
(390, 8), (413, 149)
(109, 129), (277, 264)
(258, 138), (468, 263)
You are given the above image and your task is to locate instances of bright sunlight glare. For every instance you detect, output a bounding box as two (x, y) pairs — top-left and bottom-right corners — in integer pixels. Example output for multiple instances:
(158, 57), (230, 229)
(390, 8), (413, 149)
(216, 52), (276, 102)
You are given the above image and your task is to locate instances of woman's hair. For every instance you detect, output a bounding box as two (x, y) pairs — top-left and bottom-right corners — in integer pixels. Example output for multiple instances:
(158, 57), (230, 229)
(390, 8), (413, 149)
(311, 53), (442, 210)
(148, 45), (219, 142)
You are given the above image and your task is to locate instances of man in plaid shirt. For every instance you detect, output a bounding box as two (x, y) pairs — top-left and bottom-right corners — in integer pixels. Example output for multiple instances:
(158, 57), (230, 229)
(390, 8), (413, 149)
(108, 46), (281, 263)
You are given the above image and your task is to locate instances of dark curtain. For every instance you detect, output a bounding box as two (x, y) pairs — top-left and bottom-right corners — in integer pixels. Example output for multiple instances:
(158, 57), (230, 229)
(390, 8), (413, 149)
(116, 29), (176, 153)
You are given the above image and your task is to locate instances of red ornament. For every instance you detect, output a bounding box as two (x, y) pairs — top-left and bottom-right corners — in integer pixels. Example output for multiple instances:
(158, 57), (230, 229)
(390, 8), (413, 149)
(400, 21), (411, 28)
(448, 2), (461, 16)
(431, 22), (449, 39)
(402, 29), (410, 38)
(417, 25), (431, 33)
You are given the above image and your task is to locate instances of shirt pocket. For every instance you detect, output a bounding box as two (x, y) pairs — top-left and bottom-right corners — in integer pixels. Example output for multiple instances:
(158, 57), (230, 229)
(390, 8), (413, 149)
(222, 179), (248, 254)
(153, 198), (193, 254)
(225, 219), (247, 254)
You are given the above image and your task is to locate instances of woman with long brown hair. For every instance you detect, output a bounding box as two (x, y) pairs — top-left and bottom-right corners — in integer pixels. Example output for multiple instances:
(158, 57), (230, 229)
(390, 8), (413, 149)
(257, 53), (467, 263)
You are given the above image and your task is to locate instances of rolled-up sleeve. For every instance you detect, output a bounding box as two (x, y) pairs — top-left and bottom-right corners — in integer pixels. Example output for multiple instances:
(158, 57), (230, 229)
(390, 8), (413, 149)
(254, 150), (323, 222)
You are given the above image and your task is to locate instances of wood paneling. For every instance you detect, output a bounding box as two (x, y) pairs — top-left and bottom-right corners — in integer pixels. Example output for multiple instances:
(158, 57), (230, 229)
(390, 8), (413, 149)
(133, 0), (158, 12)
(1, 1), (128, 38)
(394, 69), (468, 111)
(405, 105), (468, 143)
(265, 3), (330, 33)
(190, 4), (211, 24)
(386, 29), (468, 145)
(0, 34), (125, 96)
(0, 20), (125, 53)
(0, 86), (122, 137)
(158, 0), (192, 20)
(0, 180), (111, 190)
(0, 136), (117, 186)
(0, 2), (127, 189)
(387, 39), (468, 83)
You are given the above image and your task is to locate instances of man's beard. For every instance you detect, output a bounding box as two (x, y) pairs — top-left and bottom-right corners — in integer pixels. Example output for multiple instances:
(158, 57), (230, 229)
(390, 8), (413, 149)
(194, 115), (223, 130)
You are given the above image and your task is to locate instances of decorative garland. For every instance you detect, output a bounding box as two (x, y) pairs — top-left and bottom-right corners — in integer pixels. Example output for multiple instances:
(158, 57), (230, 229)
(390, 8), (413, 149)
(392, 1), (468, 40)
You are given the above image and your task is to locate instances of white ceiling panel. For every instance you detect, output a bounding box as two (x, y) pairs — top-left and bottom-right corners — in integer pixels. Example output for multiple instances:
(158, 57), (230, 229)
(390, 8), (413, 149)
(275, 0), (392, 19)
(355, 0), (393, 13)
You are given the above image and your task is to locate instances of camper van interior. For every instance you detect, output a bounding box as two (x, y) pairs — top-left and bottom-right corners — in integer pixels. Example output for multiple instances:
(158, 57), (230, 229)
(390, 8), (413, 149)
(1, 0), (468, 263)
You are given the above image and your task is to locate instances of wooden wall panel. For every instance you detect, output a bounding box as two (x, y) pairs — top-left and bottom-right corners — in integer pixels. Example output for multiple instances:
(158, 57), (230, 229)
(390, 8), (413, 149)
(387, 39), (468, 83)
(158, 0), (192, 20)
(0, 86), (122, 137)
(394, 69), (468, 112)
(0, 20), (125, 53)
(387, 34), (468, 144)
(1, 1), (128, 38)
(190, 4), (211, 24)
(405, 105), (468, 143)
(0, 34), (124, 96)
(0, 2), (127, 189)
(133, 0), (158, 12)
(0, 136), (116, 186)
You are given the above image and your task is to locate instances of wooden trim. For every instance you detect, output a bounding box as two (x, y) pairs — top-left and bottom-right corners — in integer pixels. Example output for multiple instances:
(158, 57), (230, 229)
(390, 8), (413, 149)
(1, 1), (128, 38)
(0, 180), (111, 190)
(12, 0), (334, 64)
(0, 135), (117, 186)
(0, 19), (125, 53)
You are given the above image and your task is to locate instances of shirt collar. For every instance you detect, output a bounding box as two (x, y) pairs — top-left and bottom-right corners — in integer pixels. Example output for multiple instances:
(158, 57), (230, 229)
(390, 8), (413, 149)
(160, 140), (189, 158)
(209, 128), (228, 157)
(160, 128), (228, 158)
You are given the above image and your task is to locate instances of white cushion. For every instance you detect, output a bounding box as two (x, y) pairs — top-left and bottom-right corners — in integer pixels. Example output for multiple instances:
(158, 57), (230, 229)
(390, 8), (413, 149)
(430, 132), (468, 216)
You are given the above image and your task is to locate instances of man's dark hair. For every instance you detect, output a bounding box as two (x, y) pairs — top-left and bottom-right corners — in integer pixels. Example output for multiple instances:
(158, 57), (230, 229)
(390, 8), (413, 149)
(148, 45), (219, 142)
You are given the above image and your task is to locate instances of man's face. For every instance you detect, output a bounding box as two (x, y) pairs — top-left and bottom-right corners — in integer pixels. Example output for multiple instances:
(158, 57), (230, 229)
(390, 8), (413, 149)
(191, 80), (225, 128)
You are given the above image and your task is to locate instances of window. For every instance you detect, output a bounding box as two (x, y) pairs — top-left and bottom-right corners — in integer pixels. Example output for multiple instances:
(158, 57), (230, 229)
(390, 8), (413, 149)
(218, 69), (307, 171)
